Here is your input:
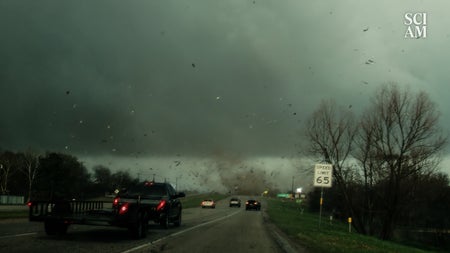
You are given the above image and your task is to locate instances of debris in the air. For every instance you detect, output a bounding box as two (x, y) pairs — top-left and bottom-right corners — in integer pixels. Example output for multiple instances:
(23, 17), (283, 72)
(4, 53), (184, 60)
(363, 27), (369, 32)
(192, 63), (196, 68)
(216, 96), (220, 100)
(174, 161), (181, 166)
(66, 90), (70, 95)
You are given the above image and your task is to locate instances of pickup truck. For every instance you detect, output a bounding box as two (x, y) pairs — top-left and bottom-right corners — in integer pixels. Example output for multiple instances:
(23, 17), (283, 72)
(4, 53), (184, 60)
(28, 181), (185, 239)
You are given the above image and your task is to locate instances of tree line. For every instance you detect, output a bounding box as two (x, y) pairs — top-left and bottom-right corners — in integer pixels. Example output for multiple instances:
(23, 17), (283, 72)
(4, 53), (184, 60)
(305, 84), (450, 243)
(0, 151), (139, 200)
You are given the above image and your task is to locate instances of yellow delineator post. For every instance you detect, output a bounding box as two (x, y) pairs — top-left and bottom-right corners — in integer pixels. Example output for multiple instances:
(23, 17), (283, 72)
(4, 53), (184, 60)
(348, 217), (352, 233)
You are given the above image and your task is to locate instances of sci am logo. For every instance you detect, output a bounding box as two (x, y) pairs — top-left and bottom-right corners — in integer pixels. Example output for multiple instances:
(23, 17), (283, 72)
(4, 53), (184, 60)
(404, 12), (427, 39)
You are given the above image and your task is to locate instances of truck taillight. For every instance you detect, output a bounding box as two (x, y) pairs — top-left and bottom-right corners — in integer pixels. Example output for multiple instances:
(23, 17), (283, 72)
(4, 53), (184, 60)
(113, 197), (120, 206)
(119, 202), (129, 215)
(156, 200), (166, 211)
(27, 201), (32, 207)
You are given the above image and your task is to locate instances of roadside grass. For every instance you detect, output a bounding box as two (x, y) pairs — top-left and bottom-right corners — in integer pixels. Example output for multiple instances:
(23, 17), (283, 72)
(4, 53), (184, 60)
(266, 198), (439, 253)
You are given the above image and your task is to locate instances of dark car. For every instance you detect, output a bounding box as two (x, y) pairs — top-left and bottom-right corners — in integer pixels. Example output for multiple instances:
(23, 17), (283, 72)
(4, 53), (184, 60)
(229, 197), (241, 207)
(117, 181), (185, 230)
(245, 199), (261, 211)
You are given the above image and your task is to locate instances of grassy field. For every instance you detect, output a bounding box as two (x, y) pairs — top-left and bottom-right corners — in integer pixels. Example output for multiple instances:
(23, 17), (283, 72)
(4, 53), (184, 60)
(0, 209), (29, 220)
(0, 193), (228, 220)
(266, 198), (443, 253)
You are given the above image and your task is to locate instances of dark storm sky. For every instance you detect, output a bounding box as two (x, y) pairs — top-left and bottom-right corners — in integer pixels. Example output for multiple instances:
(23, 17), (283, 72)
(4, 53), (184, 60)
(1, 0), (450, 160)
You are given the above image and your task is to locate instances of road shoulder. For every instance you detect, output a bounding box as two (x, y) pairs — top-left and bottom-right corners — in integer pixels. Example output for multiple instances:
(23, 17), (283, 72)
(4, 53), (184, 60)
(262, 209), (309, 253)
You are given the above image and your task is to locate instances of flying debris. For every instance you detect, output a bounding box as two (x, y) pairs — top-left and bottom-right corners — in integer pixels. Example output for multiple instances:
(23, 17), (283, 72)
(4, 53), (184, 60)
(174, 161), (181, 166)
(365, 59), (375, 65)
(349, 105), (352, 109)
(191, 63), (196, 68)
(363, 27), (369, 32)
(362, 81), (369, 85)
(66, 90), (70, 95)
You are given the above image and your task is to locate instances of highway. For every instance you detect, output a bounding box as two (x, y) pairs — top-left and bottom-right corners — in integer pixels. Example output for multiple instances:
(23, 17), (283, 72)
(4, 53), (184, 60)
(0, 197), (294, 253)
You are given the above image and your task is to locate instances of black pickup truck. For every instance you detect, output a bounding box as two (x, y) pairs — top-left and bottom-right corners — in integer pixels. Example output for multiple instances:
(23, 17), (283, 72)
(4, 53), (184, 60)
(28, 181), (185, 239)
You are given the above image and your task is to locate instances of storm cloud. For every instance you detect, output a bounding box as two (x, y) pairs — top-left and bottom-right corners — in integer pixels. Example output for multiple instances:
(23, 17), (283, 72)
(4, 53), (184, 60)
(1, 1), (450, 190)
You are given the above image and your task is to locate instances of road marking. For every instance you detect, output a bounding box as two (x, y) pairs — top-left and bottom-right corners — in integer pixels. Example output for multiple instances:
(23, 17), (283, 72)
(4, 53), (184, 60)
(121, 209), (241, 253)
(0, 232), (37, 239)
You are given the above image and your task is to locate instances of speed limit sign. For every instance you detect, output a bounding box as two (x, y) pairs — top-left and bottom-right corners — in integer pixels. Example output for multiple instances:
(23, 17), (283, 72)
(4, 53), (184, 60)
(314, 164), (333, 187)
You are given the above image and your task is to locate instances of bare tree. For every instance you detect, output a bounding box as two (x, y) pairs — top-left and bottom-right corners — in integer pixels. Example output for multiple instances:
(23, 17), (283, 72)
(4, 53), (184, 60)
(357, 84), (447, 239)
(0, 151), (18, 195)
(305, 99), (363, 231)
(18, 151), (40, 201)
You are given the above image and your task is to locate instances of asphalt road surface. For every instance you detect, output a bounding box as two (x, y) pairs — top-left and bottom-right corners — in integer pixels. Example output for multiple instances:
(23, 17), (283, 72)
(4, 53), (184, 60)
(0, 197), (293, 253)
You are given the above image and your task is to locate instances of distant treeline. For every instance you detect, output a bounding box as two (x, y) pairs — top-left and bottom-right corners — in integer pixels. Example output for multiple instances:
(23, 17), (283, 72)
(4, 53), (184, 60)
(0, 150), (139, 200)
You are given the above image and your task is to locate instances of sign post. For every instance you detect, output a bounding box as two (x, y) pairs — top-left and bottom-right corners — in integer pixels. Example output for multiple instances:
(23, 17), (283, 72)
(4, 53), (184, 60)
(313, 163), (333, 229)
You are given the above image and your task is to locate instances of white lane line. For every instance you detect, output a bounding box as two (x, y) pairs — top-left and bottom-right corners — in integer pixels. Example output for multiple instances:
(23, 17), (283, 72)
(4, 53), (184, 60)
(0, 232), (37, 239)
(121, 209), (242, 253)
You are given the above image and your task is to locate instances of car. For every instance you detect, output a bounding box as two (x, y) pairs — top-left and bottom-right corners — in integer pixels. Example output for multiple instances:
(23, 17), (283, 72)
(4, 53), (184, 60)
(229, 197), (241, 207)
(245, 199), (261, 211)
(201, 199), (216, 208)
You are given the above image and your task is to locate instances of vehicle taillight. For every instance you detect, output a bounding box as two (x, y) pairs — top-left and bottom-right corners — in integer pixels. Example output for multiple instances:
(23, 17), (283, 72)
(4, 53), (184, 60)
(113, 197), (120, 206)
(119, 202), (129, 215)
(156, 200), (166, 211)
(27, 201), (32, 207)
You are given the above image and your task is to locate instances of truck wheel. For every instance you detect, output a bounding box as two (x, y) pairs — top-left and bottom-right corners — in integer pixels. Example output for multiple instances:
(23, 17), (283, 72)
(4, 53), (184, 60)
(44, 220), (57, 235)
(173, 211), (181, 227)
(160, 213), (169, 229)
(130, 212), (148, 239)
